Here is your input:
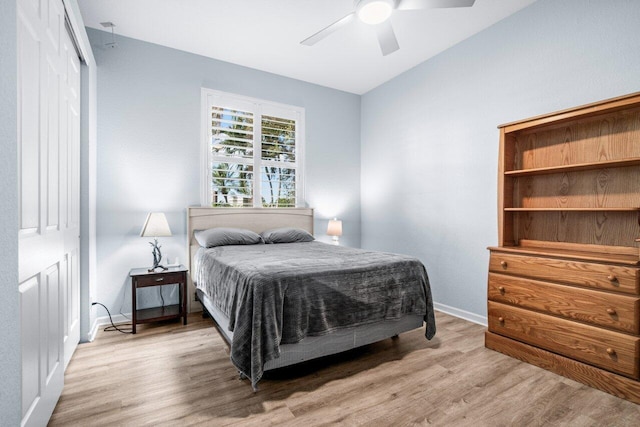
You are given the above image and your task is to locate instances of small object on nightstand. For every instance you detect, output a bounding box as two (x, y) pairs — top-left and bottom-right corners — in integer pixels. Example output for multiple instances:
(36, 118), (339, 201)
(327, 218), (342, 245)
(140, 212), (172, 272)
(129, 265), (188, 334)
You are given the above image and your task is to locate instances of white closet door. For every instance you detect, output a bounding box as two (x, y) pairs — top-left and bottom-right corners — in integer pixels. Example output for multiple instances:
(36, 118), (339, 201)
(61, 17), (81, 370)
(18, 0), (81, 425)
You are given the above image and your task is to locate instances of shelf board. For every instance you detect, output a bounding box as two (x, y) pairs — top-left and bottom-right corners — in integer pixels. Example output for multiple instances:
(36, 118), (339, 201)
(136, 305), (182, 323)
(504, 158), (640, 177)
(499, 91), (640, 132)
(505, 207), (640, 212)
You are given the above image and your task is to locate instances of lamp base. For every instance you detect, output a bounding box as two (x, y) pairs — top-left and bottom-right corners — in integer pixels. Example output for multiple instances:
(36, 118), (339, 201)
(332, 236), (340, 245)
(147, 238), (168, 272)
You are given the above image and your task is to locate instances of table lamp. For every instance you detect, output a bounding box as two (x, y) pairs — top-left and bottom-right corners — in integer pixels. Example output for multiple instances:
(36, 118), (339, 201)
(327, 218), (342, 245)
(140, 212), (172, 271)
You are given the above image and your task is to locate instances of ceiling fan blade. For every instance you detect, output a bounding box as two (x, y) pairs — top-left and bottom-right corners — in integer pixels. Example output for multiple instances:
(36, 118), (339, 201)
(300, 12), (356, 46)
(375, 21), (400, 56)
(397, 0), (476, 11)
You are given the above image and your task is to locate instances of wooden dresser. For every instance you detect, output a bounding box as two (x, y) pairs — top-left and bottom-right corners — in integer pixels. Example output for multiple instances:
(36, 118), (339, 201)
(485, 92), (640, 403)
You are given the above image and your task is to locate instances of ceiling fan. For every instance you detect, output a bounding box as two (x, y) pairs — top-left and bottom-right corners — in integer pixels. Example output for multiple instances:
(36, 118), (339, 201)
(301, 0), (476, 56)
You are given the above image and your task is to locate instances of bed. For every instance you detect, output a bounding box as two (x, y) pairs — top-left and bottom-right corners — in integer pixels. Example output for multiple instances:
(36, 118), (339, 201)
(187, 207), (436, 389)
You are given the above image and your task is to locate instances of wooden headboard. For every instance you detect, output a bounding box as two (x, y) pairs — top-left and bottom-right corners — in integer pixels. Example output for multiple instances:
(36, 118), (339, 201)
(186, 207), (314, 312)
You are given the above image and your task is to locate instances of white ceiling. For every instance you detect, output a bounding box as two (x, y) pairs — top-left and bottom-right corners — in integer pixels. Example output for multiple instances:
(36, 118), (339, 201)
(78, 0), (537, 95)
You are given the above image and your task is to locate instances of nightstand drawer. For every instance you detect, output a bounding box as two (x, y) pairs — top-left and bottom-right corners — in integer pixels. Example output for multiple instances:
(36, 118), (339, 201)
(134, 272), (185, 288)
(488, 273), (640, 334)
(489, 252), (640, 295)
(488, 301), (640, 379)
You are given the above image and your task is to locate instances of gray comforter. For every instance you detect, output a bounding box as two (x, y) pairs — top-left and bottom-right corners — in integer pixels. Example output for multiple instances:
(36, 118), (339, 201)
(194, 241), (436, 389)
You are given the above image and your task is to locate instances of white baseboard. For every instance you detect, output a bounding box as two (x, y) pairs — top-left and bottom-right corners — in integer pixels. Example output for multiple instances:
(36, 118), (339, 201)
(434, 302), (487, 327)
(87, 318), (99, 342)
(94, 312), (132, 329)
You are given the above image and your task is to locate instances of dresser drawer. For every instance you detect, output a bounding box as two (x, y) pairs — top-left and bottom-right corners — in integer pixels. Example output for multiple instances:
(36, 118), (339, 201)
(134, 272), (185, 288)
(488, 301), (640, 379)
(488, 273), (640, 334)
(489, 252), (640, 295)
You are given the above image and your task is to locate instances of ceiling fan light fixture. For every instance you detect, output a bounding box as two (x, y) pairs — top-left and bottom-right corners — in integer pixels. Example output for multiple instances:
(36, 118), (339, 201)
(356, 0), (394, 25)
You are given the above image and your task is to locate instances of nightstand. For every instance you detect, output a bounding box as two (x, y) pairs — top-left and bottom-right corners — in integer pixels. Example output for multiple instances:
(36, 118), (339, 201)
(129, 265), (188, 334)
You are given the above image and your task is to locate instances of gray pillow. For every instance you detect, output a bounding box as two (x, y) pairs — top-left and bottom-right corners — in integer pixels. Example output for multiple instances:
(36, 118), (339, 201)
(194, 227), (263, 248)
(261, 227), (315, 244)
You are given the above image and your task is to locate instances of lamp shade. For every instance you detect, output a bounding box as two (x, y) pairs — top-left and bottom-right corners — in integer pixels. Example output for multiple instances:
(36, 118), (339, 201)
(140, 212), (172, 237)
(327, 218), (343, 237)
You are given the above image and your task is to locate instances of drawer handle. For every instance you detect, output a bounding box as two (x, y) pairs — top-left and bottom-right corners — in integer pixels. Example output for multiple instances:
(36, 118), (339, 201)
(607, 275), (617, 282)
(606, 308), (617, 316)
(498, 286), (505, 294)
(606, 348), (616, 356)
(500, 261), (508, 269)
(155, 278), (164, 282)
(498, 316), (505, 324)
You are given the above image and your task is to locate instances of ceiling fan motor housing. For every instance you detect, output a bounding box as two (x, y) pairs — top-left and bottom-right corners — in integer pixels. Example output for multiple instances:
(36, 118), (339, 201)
(355, 0), (395, 25)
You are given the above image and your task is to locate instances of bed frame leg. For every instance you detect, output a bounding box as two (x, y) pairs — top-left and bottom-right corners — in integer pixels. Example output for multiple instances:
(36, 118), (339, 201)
(391, 335), (399, 340)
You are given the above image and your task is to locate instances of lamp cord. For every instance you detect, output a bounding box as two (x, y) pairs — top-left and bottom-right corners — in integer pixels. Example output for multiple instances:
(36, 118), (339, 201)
(92, 302), (133, 334)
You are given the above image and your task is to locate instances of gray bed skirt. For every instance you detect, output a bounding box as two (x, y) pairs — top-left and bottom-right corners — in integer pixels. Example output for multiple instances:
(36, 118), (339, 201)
(197, 289), (424, 372)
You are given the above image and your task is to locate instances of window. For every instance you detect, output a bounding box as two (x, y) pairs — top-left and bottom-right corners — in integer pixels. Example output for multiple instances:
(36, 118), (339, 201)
(201, 89), (305, 208)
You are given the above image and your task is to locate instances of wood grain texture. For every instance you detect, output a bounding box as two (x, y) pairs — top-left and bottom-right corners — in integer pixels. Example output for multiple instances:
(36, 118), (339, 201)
(488, 272), (640, 334)
(492, 240), (640, 264)
(49, 312), (640, 426)
(505, 157), (640, 177)
(511, 109), (640, 170)
(500, 131), (517, 247)
(491, 93), (640, 409)
(500, 92), (640, 133)
(486, 331), (640, 406)
(488, 302), (640, 379)
(500, 99), (640, 253)
(514, 210), (640, 248)
(489, 251), (640, 294)
(513, 166), (640, 209)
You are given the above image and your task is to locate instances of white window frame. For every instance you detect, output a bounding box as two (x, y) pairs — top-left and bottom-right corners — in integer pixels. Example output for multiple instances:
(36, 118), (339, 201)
(200, 88), (305, 207)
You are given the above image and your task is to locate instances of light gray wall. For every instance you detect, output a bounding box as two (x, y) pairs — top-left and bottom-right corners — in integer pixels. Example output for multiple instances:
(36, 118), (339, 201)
(0, 1), (21, 424)
(87, 29), (361, 314)
(360, 0), (640, 322)
(80, 62), (98, 340)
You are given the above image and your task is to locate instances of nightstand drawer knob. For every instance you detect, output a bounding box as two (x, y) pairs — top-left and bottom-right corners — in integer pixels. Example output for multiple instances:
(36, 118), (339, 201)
(606, 348), (616, 356)
(500, 261), (508, 269)
(498, 286), (505, 294)
(607, 275), (617, 282)
(155, 278), (164, 282)
(606, 308), (617, 315)
(498, 316), (505, 324)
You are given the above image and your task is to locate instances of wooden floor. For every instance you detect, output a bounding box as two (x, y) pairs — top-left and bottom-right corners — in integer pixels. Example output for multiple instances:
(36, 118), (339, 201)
(50, 311), (640, 426)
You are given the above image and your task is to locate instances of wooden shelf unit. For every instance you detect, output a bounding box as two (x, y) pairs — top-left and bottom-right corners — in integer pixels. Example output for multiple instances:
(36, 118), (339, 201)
(487, 92), (640, 404)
